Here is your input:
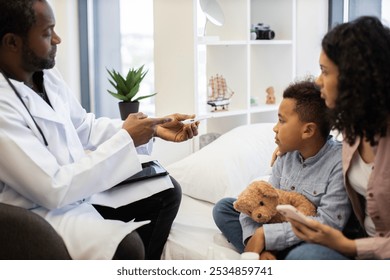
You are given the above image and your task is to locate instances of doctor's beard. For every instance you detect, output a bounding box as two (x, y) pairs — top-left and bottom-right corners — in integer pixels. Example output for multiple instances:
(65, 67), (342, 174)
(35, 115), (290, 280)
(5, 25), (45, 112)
(21, 43), (56, 71)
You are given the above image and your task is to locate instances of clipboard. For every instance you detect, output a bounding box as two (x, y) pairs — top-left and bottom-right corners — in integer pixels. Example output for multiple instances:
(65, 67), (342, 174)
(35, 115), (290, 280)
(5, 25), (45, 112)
(115, 160), (169, 186)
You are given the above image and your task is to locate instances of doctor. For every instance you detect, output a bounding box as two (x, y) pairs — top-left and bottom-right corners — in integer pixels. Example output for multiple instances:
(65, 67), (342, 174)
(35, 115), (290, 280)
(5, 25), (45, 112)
(0, 0), (199, 260)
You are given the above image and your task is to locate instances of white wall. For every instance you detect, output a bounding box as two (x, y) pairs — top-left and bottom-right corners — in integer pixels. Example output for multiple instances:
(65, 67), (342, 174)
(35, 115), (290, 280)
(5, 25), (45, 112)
(48, 0), (81, 100)
(152, 0), (196, 166)
(296, 0), (328, 79)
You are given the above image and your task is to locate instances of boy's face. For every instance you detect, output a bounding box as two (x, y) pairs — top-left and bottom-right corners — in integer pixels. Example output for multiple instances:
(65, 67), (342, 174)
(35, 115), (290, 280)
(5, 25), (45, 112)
(273, 98), (305, 154)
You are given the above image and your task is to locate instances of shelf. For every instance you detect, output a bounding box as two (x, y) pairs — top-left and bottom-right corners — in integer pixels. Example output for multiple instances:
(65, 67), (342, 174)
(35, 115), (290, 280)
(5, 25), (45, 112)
(198, 39), (293, 46)
(198, 39), (247, 46)
(207, 109), (248, 118)
(249, 40), (293, 45)
(198, 37), (247, 46)
(249, 104), (279, 113)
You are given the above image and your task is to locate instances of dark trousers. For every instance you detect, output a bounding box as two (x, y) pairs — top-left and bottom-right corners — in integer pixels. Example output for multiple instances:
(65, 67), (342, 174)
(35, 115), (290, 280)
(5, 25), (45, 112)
(94, 176), (182, 260)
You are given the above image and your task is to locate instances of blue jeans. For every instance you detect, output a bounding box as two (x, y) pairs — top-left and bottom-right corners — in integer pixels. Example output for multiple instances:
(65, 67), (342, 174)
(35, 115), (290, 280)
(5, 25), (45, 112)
(285, 243), (350, 260)
(212, 197), (246, 253)
(213, 197), (350, 260)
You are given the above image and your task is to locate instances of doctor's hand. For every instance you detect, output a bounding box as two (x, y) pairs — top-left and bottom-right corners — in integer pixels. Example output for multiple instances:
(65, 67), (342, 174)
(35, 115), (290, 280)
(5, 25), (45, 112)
(288, 218), (357, 257)
(122, 112), (172, 147)
(155, 113), (199, 142)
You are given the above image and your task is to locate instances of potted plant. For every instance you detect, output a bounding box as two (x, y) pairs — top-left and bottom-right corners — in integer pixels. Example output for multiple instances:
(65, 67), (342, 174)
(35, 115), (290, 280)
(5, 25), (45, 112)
(107, 65), (157, 120)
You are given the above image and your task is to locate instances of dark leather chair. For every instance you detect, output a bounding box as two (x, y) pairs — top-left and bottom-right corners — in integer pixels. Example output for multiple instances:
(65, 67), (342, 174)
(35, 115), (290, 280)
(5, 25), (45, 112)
(0, 203), (71, 259)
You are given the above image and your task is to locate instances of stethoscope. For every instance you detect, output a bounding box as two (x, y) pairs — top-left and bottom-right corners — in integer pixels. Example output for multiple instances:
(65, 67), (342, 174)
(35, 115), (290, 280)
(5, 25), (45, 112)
(1, 71), (49, 146)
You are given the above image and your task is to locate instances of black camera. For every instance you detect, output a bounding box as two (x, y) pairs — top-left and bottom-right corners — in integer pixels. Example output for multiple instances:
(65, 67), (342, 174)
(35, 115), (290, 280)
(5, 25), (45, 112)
(254, 23), (275, 40)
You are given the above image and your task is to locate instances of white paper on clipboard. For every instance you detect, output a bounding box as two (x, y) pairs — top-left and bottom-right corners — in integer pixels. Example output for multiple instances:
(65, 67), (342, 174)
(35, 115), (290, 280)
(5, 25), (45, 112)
(90, 174), (173, 208)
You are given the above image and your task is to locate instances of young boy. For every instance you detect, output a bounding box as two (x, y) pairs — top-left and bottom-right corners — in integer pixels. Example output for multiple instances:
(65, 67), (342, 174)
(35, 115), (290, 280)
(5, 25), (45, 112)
(213, 80), (351, 259)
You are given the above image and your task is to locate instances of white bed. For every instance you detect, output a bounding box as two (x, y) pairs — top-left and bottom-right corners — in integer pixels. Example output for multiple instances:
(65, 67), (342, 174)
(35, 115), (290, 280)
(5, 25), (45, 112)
(161, 123), (277, 260)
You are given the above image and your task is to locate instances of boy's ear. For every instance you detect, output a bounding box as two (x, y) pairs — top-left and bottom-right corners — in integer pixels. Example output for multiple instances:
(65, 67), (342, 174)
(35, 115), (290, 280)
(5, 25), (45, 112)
(302, 122), (316, 139)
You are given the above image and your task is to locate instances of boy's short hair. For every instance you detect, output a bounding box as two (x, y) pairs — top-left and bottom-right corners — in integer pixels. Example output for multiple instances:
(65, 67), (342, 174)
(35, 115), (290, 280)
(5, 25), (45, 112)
(283, 79), (331, 140)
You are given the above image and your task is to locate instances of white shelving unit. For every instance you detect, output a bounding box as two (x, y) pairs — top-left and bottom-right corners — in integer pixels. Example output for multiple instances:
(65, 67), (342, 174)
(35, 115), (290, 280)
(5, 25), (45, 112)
(154, 0), (296, 153)
(196, 0), (296, 136)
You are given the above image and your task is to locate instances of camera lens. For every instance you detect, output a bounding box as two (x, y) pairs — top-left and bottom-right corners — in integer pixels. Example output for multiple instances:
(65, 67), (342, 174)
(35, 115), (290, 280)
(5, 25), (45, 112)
(256, 30), (275, 40)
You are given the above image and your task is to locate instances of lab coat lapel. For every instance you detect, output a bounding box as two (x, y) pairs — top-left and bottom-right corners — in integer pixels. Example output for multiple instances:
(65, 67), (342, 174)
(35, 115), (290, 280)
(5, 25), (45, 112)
(15, 82), (65, 125)
(8, 74), (85, 161)
(41, 74), (86, 161)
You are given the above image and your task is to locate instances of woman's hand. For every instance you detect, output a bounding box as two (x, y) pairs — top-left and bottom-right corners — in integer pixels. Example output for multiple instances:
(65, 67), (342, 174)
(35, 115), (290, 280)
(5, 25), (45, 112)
(155, 113), (199, 142)
(288, 218), (357, 257)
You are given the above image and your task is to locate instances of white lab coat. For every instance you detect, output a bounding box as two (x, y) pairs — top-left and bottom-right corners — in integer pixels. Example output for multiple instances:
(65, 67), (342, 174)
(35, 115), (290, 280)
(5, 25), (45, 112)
(0, 69), (172, 259)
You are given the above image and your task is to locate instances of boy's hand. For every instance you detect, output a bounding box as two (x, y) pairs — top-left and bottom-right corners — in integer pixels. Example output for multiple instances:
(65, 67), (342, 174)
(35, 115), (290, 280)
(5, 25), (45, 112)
(260, 251), (277, 260)
(270, 147), (281, 167)
(244, 227), (265, 254)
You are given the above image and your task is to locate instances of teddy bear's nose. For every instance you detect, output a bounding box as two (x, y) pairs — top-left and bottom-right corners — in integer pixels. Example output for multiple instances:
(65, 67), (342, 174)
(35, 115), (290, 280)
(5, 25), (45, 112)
(257, 213), (262, 219)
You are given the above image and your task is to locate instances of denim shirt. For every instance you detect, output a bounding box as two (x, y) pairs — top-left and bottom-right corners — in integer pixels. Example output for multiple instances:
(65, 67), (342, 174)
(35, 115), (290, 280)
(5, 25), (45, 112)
(240, 137), (351, 251)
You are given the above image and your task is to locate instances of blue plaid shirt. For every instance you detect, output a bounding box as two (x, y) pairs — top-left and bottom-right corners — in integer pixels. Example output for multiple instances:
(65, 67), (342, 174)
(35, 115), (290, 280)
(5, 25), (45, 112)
(240, 137), (351, 251)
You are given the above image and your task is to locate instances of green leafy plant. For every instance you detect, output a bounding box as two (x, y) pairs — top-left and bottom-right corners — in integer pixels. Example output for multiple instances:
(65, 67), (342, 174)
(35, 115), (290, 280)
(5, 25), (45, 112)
(106, 65), (157, 102)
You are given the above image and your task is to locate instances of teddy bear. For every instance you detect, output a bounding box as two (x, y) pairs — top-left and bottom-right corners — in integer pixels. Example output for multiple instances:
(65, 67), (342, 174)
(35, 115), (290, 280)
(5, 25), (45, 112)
(233, 180), (316, 259)
(234, 180), (316, 223)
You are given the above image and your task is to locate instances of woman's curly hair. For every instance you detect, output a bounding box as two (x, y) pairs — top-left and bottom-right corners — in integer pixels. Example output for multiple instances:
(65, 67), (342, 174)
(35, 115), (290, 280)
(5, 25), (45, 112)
(322, 16), (390, 145)
(0, 0), (42, 41)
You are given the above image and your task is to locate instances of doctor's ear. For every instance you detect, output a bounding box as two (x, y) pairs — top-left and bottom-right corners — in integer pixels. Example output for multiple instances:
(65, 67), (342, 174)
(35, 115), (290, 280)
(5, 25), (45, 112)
(1, 33), (22, 51)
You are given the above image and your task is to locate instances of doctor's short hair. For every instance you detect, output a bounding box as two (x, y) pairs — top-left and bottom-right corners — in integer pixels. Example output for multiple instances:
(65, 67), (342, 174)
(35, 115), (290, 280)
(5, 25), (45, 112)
(283, 79), (331, 140)
(0, 0), (45, 42)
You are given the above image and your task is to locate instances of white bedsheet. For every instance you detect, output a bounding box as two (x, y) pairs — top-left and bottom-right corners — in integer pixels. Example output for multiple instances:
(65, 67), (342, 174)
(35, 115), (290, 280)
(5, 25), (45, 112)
(161, 123), (276, 260)
(161, 194), (241, 260)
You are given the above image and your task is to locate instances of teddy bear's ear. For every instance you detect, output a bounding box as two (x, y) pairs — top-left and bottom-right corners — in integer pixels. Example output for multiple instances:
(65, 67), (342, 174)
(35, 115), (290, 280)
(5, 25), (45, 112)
(262, 190), (278, 199)
(233, 200), (242, 212)
(257, 182), (279, 199)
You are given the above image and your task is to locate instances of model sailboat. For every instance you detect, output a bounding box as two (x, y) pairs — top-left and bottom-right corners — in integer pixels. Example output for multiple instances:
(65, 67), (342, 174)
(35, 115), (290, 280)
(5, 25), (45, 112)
(207, 74), (234, 111)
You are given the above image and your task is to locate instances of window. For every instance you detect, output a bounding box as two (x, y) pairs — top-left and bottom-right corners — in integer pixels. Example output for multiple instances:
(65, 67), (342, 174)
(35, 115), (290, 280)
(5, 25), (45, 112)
(120, 0), (155, 117)
(329, 0), (390, 29)
(78, 0), (155, 118)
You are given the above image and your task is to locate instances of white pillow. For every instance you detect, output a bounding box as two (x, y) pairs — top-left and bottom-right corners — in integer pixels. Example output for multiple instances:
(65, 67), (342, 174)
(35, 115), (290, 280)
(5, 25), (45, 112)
(166, 123), (277, 204)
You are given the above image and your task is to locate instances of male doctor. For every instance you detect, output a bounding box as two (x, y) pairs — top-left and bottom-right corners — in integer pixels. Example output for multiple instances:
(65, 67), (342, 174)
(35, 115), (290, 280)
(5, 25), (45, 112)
(0, 0), (199, 259)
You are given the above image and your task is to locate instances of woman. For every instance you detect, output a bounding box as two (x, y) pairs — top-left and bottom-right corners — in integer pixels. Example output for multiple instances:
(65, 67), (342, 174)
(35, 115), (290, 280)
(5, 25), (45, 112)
(285, 16), (390, 260)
